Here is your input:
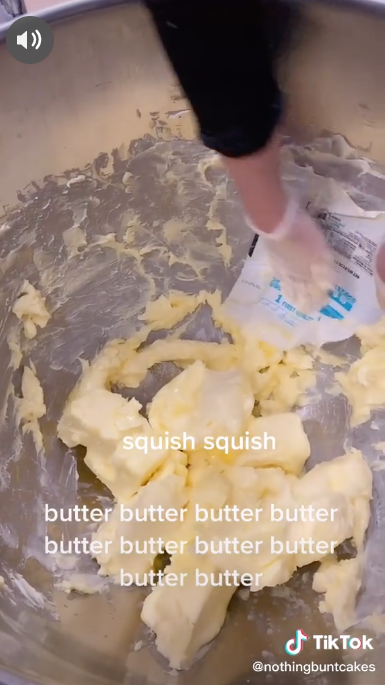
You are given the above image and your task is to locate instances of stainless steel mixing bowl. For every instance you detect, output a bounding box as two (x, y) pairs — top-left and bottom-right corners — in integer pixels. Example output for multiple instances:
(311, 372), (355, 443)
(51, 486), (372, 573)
(2, 1), (385, 683)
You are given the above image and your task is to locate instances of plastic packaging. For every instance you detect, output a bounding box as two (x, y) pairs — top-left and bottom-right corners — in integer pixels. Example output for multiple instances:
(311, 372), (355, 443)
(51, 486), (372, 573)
(224, 154), (385, 350)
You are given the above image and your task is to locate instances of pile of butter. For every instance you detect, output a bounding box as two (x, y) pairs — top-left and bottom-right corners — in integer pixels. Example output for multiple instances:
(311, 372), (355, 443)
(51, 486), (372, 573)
(57, 290), (373, 670)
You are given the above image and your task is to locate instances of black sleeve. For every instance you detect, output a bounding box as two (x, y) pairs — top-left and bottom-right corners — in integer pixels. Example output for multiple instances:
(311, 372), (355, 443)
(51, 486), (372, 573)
(144, 0), (283, 158)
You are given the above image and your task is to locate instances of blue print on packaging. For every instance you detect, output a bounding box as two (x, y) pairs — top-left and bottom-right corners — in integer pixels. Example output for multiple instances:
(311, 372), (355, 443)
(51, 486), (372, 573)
(269, 278), (318, 321)
(269, 278), (356, 321)
(319, 305), (344, 320)
(270, 277), (281, 292)
(329, 286), (356, 312)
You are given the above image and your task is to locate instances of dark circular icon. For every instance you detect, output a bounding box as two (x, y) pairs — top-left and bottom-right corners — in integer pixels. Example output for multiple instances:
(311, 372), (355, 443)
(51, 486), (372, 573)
(6, 16), (54, 65)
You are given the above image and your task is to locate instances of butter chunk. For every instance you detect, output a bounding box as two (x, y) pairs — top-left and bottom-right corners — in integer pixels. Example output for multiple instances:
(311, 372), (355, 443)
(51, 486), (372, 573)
(58, 388), (172, 500)
(256, 556), (297, 590)
(85, 440), (169, 503)
(148, 360), (254, 449)
(139, 290), (212, 330)
(227, 465), (295, 506)
(141, 555), (236, 670)
(18, 365), (46, 424)
(117, 338), (240, 389)
(357, 318), (385, 353)
(181, 464), (231, 540)
(187, 464), (230, 508)
(194, 467), (296, 588)
(151, 449), (188, 482)
(288, 493), (354, 567)
(93, 475), (188, 579)
(17, 365), (46, 450)
(293, 450), (372, 551)
(236, 413), (310, 475)
(313, 555), (363, 631)
(12, 280), (50, 339)
(58, 390), (145, 450)
(336, 347), (385, 426)
(293, 450), (373, 503)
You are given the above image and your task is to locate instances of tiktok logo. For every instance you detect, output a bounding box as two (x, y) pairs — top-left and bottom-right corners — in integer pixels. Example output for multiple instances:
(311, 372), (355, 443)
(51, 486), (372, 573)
(285, 629), (309, 655)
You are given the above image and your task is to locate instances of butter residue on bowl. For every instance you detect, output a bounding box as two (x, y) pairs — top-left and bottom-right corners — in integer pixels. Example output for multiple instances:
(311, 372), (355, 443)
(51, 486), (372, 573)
(16, 363), (46, 451)
(336, 318), (385, 426)
(12, 280), (50, 339)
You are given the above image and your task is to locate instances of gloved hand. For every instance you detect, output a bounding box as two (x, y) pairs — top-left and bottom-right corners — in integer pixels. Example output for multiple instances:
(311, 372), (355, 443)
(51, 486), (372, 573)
(247, 199), (336, 312)
(374, 242), (385, 309)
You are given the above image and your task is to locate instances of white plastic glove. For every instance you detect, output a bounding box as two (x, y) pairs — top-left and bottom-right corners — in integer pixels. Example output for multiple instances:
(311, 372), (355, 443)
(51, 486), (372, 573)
(248, 200), (336, 313)
(374, 242), (385, 310)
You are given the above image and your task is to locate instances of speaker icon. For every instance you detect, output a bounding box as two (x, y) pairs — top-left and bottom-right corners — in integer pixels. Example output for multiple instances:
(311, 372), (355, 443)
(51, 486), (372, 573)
(16, 31), (28, 49)
(16, 29), (42, 51)
(7, 16), (54, 64)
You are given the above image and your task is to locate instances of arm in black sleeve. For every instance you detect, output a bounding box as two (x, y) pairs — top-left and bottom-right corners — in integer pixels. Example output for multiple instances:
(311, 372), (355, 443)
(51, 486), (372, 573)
(144, 0), (282, 158)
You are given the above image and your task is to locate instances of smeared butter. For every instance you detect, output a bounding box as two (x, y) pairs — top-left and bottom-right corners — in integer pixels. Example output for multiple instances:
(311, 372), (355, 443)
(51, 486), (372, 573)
(12, 280), (50, 339)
